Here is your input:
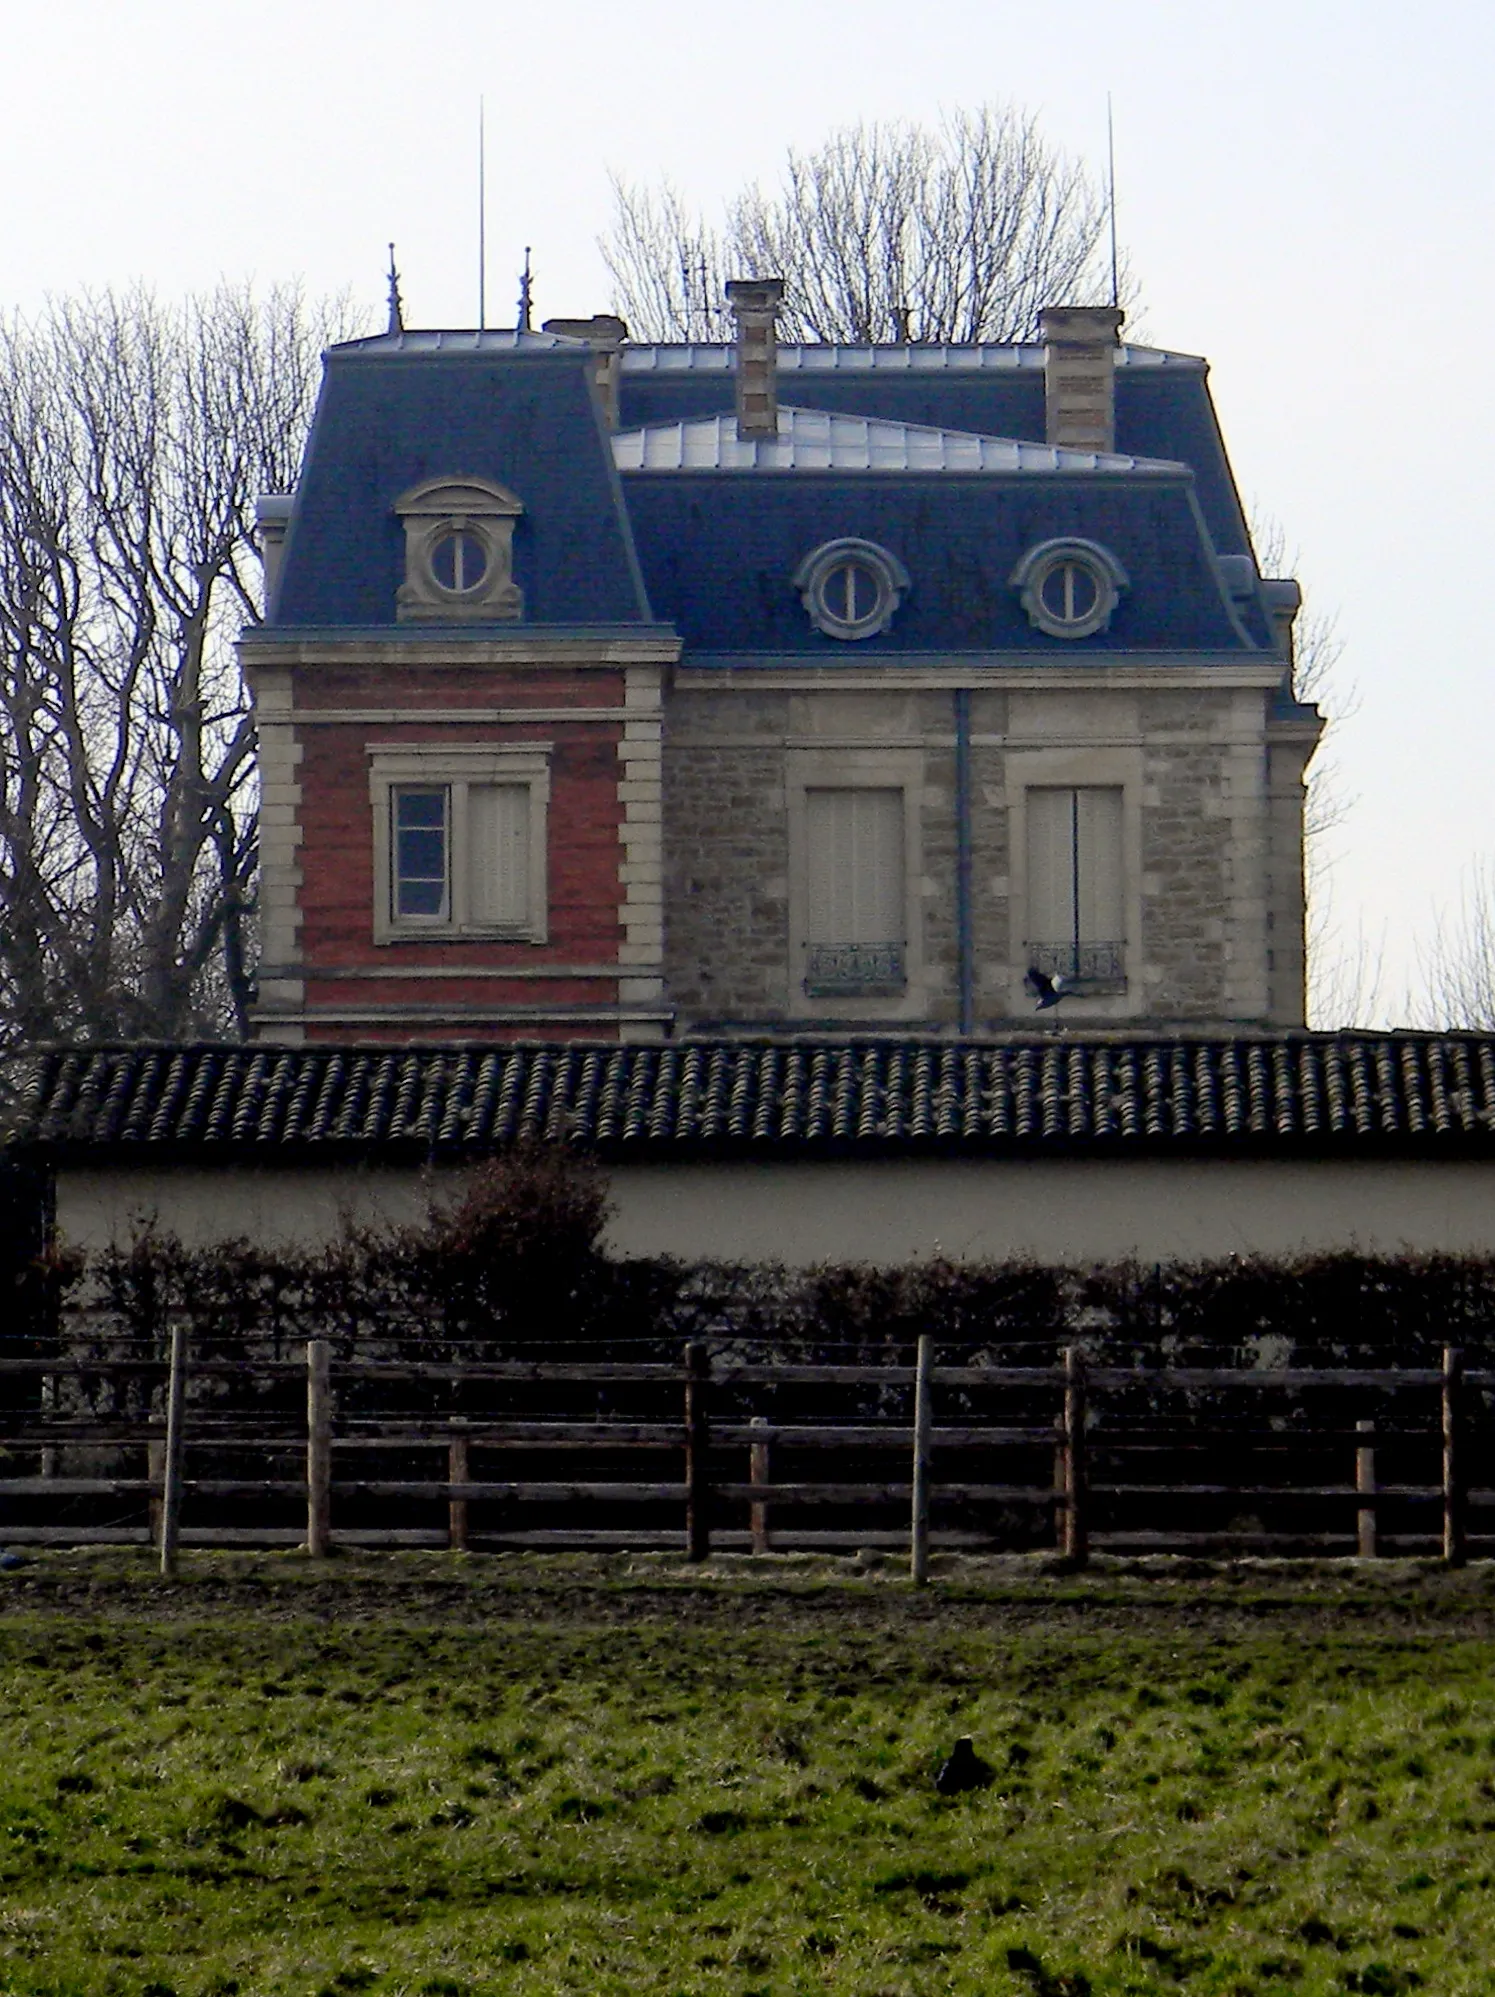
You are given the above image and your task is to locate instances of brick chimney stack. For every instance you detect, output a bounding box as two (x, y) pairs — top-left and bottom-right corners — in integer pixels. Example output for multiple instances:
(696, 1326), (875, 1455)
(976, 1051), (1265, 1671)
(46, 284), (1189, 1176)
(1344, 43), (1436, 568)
(726, 278), (785, 439)
(1040, 304), (1125, 453)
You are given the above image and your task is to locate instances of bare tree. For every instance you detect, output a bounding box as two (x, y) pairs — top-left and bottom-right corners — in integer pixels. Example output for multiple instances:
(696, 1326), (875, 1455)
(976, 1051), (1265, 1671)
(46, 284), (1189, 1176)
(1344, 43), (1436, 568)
(602, 105), (1126, 345)
(0, 284), (353, 1046)
(1246, 510), (1372, 1026)
(1411, 861), (1495, 1030)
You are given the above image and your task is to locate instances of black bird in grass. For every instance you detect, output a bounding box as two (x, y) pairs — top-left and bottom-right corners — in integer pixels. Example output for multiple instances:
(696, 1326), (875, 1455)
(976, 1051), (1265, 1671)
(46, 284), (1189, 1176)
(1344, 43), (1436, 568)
(935, 1735), (994, 1795)
(1024, 965), (1069, 1011)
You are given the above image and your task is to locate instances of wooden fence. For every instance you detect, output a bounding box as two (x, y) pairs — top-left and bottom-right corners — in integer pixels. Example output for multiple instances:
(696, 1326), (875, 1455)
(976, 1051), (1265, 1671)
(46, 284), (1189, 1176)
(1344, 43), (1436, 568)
(2, 1334), (1492, 1577)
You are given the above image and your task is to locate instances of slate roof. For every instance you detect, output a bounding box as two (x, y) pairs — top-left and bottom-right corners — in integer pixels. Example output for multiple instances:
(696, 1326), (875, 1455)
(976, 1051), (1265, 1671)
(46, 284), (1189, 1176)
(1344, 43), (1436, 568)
(611, 407), (1181, 475)
(615, 341), (1250, 560)
(7, 1037), (1495, 1159)
(270, 338), (655, 630)
(260, 325), (1269, 652)
(621, 468), (1255, 656)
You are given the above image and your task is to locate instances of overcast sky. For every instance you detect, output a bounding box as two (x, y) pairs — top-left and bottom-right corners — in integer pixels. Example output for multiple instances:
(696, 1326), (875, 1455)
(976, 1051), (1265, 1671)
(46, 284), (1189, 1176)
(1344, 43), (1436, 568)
(8, 0), (1491, 1024)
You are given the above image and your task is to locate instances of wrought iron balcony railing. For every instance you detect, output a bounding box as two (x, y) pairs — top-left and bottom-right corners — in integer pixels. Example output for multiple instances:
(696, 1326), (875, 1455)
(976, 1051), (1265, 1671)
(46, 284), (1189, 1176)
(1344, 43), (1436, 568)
(804, 941), (906, 998)
(1027, 940), (1126, 991)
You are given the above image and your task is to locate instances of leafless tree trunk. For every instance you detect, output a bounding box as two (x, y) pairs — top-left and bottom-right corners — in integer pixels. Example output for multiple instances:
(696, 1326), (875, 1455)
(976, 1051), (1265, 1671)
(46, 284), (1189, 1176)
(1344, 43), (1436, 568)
(0, 284), (353, 1045)
(602, 105), (1127, 345)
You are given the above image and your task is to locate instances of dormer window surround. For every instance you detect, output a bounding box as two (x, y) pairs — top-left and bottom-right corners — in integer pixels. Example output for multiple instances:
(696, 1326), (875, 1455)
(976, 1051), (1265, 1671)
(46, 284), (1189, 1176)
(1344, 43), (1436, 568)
(793, 538), (910, 641)
(395, 476), (524, 622)
(1011, 537), (1128, 640)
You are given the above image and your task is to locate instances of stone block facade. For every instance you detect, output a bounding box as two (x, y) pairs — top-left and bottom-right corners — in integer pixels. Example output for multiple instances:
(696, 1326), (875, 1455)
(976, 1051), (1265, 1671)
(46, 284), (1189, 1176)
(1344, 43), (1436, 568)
(663, 670), (1306, 1032)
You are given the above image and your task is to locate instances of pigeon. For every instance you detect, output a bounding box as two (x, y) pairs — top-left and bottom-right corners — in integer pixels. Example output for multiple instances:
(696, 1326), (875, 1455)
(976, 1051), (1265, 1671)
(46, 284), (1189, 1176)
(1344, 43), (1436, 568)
(1024, 965), (1069, 1011)
(935, 1735), (994, 1795)
(0, 1550), (29, 1572)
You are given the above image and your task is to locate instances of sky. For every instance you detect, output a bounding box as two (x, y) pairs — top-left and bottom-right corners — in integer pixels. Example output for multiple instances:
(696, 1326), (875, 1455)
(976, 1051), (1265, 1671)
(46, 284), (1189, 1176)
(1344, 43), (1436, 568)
(6, 0), (1492, 1025)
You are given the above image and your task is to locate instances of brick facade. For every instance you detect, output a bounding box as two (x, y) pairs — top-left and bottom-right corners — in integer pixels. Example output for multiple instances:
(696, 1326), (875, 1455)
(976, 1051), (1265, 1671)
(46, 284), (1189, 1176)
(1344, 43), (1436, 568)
(242, 635), (678, 1043)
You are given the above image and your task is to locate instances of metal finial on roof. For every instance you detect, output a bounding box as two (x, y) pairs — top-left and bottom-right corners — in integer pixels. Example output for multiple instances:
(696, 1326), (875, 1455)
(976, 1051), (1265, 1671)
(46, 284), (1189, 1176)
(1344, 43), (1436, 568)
(386, 243), (405, 335)
(517, 246), (533, 332)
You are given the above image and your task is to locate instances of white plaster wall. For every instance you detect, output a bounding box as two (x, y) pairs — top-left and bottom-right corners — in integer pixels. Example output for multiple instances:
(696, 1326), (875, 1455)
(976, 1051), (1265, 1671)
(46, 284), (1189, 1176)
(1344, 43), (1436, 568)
(53, 1157), (1495, 1266)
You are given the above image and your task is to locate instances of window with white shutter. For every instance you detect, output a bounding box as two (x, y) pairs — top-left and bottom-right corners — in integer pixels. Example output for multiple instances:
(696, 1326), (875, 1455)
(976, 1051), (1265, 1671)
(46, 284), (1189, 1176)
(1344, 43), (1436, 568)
(803, 787), (906, 995)
(468, 783), (531, 930)
(369, 746), (549, 943)
(1025, 786), (1125, 987)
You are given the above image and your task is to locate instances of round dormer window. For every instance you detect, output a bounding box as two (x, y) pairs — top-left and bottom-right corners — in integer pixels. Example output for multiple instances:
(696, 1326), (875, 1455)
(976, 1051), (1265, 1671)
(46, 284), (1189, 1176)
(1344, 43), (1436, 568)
(1011, 537), (1128, 640)
(792, 538), (910, 641)
(429, 525), (490, 595)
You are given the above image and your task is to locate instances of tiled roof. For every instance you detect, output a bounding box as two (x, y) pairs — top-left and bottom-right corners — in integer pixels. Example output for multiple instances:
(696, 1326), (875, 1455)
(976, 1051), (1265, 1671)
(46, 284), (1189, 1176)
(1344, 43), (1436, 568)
(6, 1036), (1495, 1157)
(611, 407), (1179, 475)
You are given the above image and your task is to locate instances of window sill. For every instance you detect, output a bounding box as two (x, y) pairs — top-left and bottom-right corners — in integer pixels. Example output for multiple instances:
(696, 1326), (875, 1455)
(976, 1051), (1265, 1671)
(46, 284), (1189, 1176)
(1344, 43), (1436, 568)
(374, 926), (546, 946)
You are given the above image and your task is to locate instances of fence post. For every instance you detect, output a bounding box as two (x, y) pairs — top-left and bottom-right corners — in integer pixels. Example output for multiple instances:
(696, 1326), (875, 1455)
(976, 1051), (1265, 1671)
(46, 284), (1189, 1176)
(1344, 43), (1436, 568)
(307, 1338), (332, 1558)
(448, 1422), (469, 1553)
(749, 1416), (771, 1555)
(1356, 1419), (1377, 1559)
(1063, 1346), (1089, 1567)
(158, 1317), (188, 1579)
(684, 1342), (712, 1562)
(910, 1334), (934, 1585)
(1444, 1345), (1466, 1569)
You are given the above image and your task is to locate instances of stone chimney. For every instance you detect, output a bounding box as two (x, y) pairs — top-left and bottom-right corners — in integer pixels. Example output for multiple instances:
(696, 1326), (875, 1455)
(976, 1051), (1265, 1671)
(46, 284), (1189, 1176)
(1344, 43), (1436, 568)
(255, 494), (294, 614)
(726, 277), (785, 439)
(1262, 577), (1303, 668)
(1039, 304), (1125, 453)
(542, 313), (629, 429)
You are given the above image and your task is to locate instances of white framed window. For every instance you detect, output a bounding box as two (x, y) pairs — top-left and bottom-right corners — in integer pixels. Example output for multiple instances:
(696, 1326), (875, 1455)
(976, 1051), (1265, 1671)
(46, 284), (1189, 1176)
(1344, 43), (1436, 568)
(1025, 785), (1125, 989)
(803, 787), (906, 996)
(369, 744), (550, 943)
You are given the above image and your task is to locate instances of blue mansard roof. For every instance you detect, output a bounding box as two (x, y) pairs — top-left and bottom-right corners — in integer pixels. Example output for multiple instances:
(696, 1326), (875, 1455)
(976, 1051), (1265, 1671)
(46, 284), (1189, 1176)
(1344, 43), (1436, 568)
(272, 331), (655, 630)
(262, 327), (1280, 663)
(617, 341), (1252, 559)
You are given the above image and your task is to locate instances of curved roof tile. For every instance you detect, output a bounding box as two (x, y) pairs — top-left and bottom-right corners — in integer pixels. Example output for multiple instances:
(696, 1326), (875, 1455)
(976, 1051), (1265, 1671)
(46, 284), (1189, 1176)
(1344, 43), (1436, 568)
(9, 1035), (1495, 1157)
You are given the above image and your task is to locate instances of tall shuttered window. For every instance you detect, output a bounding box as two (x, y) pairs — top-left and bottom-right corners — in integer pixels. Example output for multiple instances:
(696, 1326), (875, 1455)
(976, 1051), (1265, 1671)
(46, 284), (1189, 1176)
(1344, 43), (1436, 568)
(803, 787), (906, 996)
(467, 783), (531, 930)
(1025, 786), (1125, 987)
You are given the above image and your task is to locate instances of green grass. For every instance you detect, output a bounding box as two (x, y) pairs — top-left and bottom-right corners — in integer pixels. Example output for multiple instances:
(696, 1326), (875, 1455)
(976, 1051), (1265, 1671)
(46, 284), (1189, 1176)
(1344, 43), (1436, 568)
(4, 1554), (1495, 1994)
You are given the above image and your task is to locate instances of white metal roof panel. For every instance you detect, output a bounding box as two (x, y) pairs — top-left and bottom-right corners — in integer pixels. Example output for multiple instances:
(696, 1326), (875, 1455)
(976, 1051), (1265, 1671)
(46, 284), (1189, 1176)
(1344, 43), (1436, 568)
(331, 329), (586, 357)
(619, 342), (1204, 373)
(611, 406), (1184, 474)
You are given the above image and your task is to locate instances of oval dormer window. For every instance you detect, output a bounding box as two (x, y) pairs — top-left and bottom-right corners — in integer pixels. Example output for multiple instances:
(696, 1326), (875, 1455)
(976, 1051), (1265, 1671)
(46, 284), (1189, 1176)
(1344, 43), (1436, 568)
(1010, 537), (1128, 640)
(395, 477), (524, 623)
(792, 538), (910, 642)
(429, 526), (490, 595)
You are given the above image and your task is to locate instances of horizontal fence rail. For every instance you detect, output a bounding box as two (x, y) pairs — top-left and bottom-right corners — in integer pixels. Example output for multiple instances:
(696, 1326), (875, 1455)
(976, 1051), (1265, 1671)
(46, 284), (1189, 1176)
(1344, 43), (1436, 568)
(3, 1331), (1493, 1577)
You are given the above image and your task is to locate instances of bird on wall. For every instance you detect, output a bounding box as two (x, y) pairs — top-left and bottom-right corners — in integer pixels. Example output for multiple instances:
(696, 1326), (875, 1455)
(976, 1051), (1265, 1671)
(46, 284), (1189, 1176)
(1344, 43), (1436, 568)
(1024, 966), (1069, 1011)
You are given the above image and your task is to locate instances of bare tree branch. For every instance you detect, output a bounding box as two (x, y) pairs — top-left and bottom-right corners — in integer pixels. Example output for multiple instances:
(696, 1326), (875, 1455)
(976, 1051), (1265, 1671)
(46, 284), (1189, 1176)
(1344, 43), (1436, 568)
(602, 105), (1131, 344)
(0, 283), (360, 1045)
(1411, 860), (1495, 1031)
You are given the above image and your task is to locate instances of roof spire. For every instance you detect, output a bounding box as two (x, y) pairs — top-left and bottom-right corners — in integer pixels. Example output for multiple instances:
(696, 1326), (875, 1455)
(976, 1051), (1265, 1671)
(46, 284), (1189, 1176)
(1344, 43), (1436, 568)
(386, 243), (405, 335)
(517, 246), (533, 331)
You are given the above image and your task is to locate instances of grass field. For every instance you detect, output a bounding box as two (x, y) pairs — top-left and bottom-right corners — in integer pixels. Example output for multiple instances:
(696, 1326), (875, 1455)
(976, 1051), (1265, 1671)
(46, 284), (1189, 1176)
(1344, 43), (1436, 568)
(5, 1552), (1495, 1996)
